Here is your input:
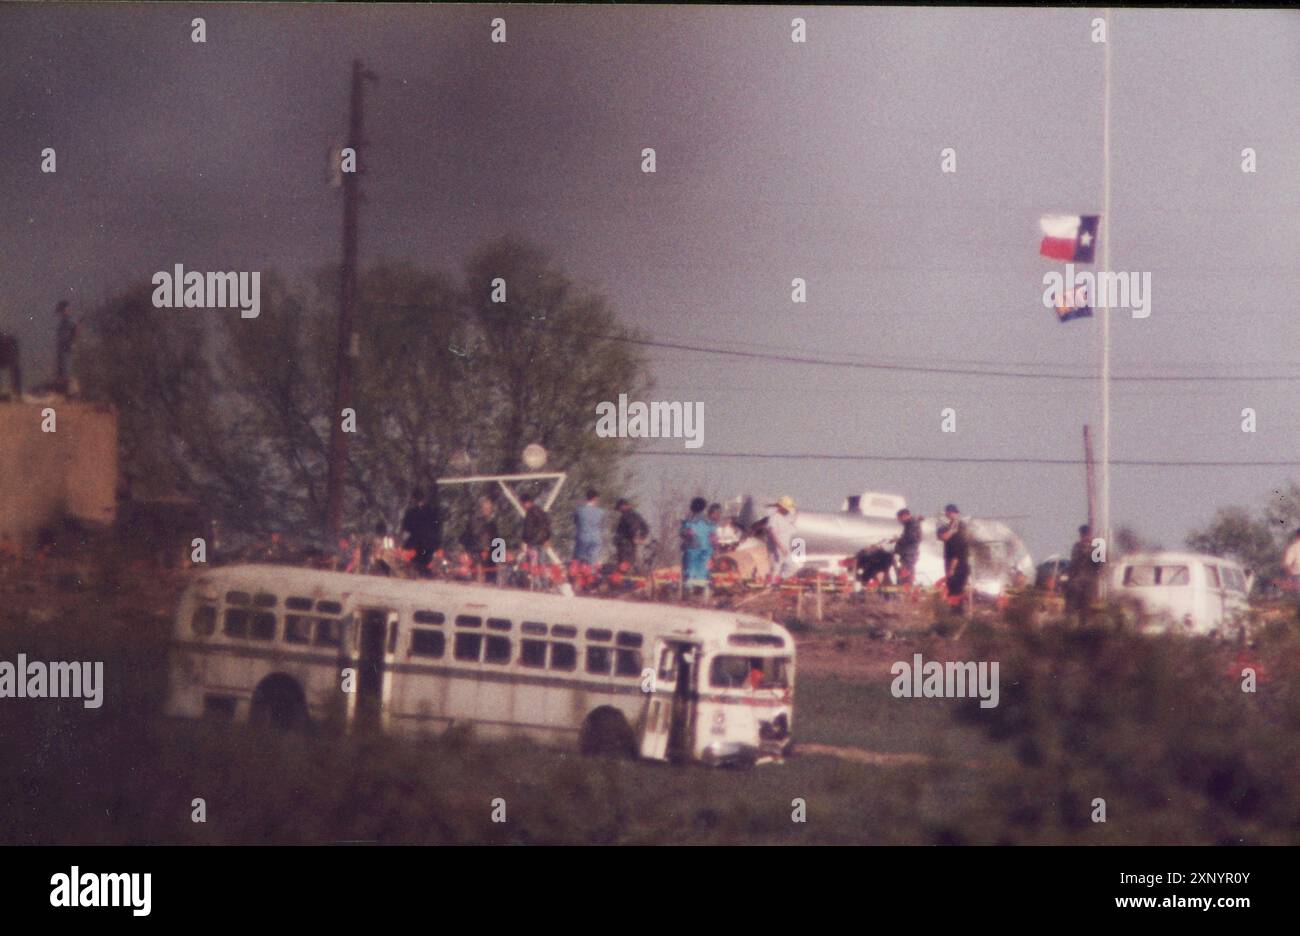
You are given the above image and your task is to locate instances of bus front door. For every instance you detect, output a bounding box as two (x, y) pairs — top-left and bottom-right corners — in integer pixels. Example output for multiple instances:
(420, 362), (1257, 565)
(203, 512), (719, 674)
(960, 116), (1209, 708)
(640, 640), (698, 762)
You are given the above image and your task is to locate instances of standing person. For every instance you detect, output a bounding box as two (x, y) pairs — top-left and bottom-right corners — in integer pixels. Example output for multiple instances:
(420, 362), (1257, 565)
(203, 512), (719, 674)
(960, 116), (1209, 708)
(461, 495), (500, 582)
(765, 496), (799, 582)
(613, 498), (650, 569)
(572, 488), (605, 567)
(894, 507), (924, 591)
(520, 493), (553, 586)
(937, 503), (971, 614)
(680, 496), (714, 597)
(54, 301), (79, 387)
(401, 488), (442, 577)
(1065, 524), (1102, 625)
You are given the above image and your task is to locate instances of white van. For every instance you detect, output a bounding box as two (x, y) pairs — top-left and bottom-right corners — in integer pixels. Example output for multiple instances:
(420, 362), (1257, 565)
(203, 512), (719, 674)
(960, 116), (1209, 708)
(1110, 551), (1251, 636)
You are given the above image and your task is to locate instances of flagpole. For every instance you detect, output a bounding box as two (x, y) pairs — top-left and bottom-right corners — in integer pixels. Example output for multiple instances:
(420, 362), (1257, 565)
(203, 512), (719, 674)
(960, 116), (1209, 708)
(1100, 7), (1113, 594)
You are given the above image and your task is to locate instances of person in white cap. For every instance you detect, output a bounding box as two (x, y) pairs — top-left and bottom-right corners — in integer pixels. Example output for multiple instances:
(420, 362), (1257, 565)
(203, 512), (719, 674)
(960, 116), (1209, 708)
(766, 496), (799, 581)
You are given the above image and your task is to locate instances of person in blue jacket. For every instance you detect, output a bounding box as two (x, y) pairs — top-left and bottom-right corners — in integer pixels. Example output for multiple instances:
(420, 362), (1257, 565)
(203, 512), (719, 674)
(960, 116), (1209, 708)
(680, 496), (715, 595)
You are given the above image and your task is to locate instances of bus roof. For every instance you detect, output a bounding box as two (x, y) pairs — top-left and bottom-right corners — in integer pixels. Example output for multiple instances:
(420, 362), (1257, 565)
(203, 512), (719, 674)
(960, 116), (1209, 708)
(187, 563), (790, 643)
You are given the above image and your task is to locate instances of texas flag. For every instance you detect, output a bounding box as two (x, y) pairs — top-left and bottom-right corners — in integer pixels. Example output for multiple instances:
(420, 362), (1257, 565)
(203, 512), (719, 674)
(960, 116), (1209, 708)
(1054, 280), (1093, 323)
(1039, 214), (1099, 263)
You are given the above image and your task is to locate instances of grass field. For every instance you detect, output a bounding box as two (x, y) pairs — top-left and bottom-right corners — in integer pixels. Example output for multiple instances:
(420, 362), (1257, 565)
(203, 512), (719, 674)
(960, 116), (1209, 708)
(2, 562), (1298, 844)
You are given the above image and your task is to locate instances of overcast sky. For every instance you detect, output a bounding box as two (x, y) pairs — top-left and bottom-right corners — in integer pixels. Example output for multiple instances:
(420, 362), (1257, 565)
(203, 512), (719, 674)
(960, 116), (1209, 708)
(2, 4), (1297, 559)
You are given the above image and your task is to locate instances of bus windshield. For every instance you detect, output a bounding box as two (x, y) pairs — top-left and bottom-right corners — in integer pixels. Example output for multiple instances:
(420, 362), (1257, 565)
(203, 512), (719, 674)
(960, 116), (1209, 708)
(710, 655), (791, 690)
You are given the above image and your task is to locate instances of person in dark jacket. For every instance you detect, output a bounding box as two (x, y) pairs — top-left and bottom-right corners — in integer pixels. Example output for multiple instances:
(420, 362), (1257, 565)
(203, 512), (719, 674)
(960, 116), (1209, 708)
(613, 498), (651, 568)
(894, 508), (924, 588)
(1065, 524), (1102, 625)
(520, 493), (552, 567)
(937, 504), (971, 613)
(401, 488), (443, 576)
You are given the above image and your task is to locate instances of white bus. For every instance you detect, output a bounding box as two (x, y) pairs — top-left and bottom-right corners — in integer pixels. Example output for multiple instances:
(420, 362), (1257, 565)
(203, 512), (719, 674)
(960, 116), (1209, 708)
(165, 564), (795, 766)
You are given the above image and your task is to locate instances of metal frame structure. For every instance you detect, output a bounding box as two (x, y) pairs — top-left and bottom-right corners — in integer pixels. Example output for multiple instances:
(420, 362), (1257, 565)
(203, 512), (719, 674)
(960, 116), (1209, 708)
(435, 472), (567, 566)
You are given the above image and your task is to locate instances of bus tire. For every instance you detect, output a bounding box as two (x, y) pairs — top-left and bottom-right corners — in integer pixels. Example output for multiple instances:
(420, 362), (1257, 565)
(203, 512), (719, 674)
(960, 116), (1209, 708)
(579, 707), (636, 759)
(250, 674), (308, 731)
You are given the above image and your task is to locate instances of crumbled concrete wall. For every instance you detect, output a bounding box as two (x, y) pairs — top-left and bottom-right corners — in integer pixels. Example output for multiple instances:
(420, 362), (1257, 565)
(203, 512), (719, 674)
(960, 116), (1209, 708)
(0, 400), (117, 541)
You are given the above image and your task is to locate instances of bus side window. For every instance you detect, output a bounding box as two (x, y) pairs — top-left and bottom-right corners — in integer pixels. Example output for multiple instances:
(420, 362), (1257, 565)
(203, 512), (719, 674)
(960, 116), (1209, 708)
(615, 648), (642, 677)
(410, 629), (445, 658)
(520, 639), (547, 667)
(284, 615), (313, 644)
(586, 645), (613, 675)
(484, 636), (511, 665)
(250, 611), (277, 641)
(224, 607), (251, 638)
(454, 632), (483, 662)
(550, 643), (577, 671)
(315, 618), (344, 647)
(615, 632), (643, 677)
(191, 605), (217, 637)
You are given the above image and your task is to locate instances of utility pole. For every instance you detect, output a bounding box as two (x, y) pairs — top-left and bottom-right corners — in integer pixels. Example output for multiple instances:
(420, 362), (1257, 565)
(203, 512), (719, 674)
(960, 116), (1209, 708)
(1083, 424), (1097, 533)
(325, 59), (376, 539)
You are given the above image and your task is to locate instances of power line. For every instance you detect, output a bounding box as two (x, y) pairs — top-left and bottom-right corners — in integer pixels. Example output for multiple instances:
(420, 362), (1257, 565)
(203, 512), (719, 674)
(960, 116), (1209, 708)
(525, 319), (1300, 383)
(630, 450), (1300, 468)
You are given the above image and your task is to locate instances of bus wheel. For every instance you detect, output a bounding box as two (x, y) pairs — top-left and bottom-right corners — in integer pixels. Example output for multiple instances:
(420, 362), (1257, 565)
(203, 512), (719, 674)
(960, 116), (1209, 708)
(579, 708), (636, 759)
(250, 675), (308, 731)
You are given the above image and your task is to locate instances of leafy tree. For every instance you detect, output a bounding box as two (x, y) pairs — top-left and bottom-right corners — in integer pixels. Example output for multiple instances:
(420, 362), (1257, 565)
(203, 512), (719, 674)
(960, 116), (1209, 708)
(79, 239), (652, 549)
(1186, 503), (1286, 586)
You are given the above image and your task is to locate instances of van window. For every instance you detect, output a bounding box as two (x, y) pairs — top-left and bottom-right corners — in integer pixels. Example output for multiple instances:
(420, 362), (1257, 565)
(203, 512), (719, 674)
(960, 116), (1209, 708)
(521, 621), (547, 636)
(253, 593), (277, 608)
(456, 615), (482, 629)
(1123, 565), (1190, 587)
(1204, 564), (1220, 588)
(413, 610), (445, 625)
(317, 600), (343, 615)
(487, 618), (512, 632)
(286, 597), (314, 611)
(1223, 568), (1247, 593)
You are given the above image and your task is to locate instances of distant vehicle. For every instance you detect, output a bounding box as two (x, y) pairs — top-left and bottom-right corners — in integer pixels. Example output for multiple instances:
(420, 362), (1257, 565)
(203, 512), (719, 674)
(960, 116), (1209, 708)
(166, 565), (795, 766)
(732, 490), (1034, 598)
(1110, 550), (1251, 637)
(1035, 555), (1069, 591)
